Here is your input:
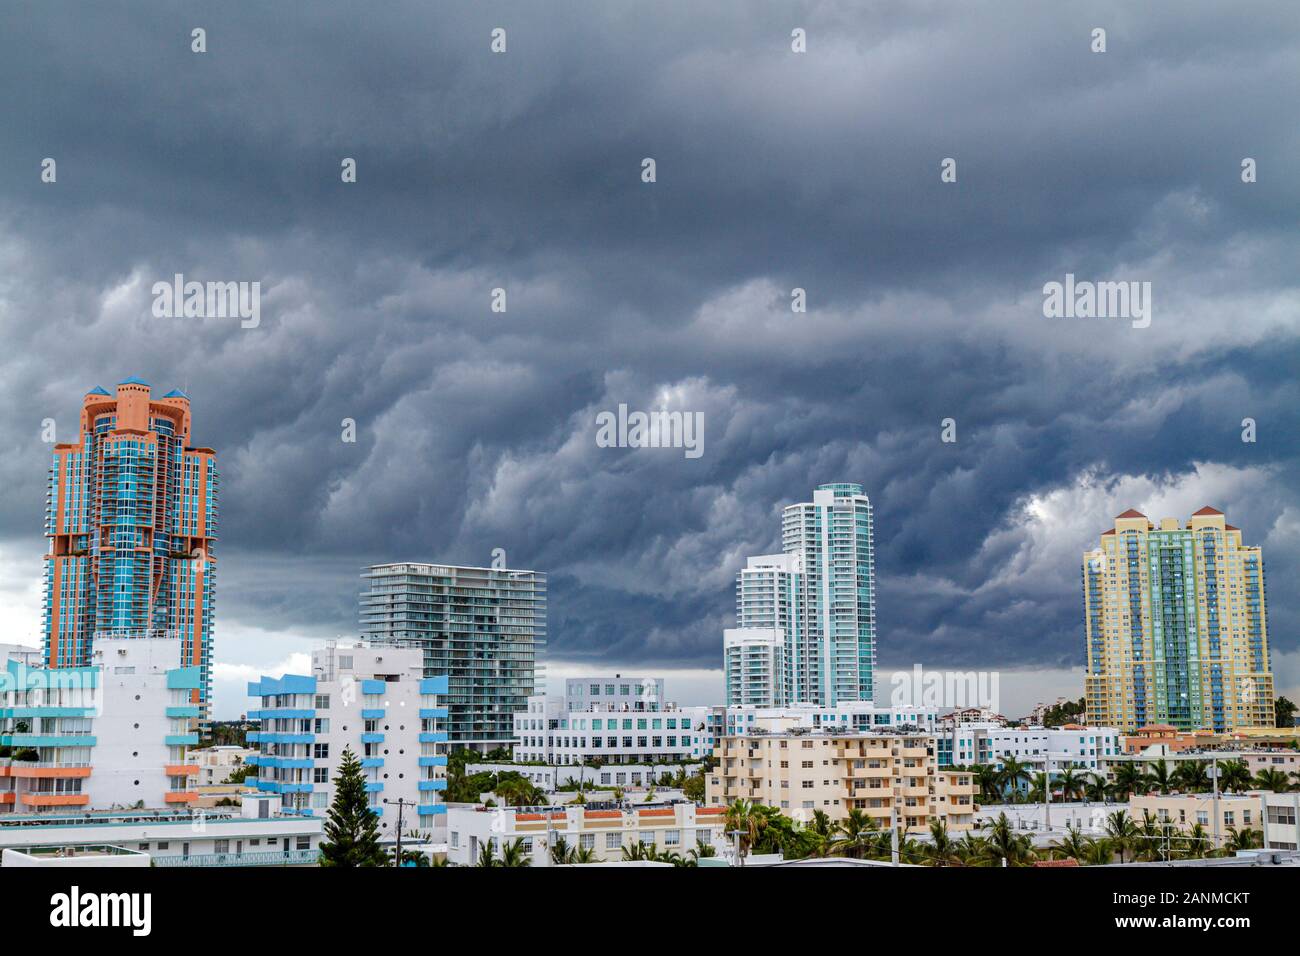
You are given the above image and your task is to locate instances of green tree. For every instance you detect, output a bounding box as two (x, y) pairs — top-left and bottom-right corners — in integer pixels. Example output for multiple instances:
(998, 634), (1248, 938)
(1218, 759), (1252, 794)
(723, 798), (762, 862)
(1048, 824), (1089, 862)
(922, 819), (960, 866)
(1112, 762), (1147, 799)
(318, 747), (386, 867)
(1144, 759), (1173, 795)
(1173, 760), (1209, 793)
(981, 813), (1036, 866)
(1253, 768), (1291, 793)
(997, 756), (1032, 801)
(830, 808), (879, 859)
(1275, 696), (1297, 729)
(1104, 810), (1138, 864)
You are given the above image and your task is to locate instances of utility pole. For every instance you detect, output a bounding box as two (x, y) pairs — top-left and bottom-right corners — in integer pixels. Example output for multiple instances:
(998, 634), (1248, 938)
(890, 805), (899, 866)
(1210, 754), (1220, 853)
(383, 797), (418, 867)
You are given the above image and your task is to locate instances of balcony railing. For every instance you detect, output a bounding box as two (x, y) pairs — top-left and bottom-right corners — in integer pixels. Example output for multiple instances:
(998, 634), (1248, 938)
(152, 848), (319, 868)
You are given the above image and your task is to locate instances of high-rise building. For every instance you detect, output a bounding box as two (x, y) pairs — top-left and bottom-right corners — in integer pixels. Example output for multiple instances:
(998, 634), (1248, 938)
(358, 563), (546, 751)
(43, 378), (218, 718)
(727, 483), (876, 706)
(1083, 508), (1274, 733)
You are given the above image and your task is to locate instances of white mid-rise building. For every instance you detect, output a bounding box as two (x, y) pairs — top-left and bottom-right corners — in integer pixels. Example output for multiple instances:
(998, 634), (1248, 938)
(723, 628), (785, 707)
(514, 678), (711, 768)
(246, 642), (449, 840)
(723, 701), (939, 739)
(1, 637), (202, 814)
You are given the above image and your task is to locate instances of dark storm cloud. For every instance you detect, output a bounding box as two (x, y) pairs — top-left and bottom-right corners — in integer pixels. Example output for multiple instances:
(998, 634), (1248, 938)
(0, 1), (1297, 686)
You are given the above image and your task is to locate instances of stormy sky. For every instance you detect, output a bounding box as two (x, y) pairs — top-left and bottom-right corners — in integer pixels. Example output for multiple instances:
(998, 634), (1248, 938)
(0, 1), (1296, 719)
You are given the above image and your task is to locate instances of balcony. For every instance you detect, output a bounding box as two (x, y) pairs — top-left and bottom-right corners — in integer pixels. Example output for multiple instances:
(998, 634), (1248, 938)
(20, 793), (90, 808)
(164, 763), (199, 777)
(164, 790), (198, 803)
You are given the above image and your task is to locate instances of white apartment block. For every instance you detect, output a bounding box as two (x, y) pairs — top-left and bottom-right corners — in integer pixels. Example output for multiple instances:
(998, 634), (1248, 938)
(246, 642), (449, 839)
(724, 628), (785, 707)
(514, 680), (711, 767)
(1, 638), (202, 814)
(933, 722), (1120, 772)
(724, 701), (939, 738)
(446, 801), (730, 866)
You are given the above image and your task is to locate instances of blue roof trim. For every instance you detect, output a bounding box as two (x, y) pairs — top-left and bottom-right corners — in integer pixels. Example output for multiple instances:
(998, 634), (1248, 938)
(161, 388), (189, 399)
(87, 386), (111, 396)
(117, 375), (151, 386)
(247, 674), (317, 698)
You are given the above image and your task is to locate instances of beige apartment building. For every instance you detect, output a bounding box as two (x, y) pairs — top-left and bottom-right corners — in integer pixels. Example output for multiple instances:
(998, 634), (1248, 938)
(705, 724), (976, 832)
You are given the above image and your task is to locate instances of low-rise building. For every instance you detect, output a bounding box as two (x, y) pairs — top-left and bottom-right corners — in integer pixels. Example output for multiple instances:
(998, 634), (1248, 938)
(705, 723), (977, 831)
(724, 702), (939, 738)
(1, 637), (202, 814)
(246, 642), (449, 838)
(2, 844), (151, 867)
(935, 722), (1120, 772)
(1129, 792), (1264, 848)
(0, 795), (321, 867)
(445, 801), (729, 866)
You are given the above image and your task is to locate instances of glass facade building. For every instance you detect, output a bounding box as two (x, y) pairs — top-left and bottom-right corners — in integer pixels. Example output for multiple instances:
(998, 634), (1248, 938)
(358, 563), (546, 751)
(728, 483), (877, 706)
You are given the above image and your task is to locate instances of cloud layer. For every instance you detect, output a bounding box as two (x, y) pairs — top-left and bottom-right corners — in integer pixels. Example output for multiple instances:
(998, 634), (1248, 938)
(1, 2), (1296, 717)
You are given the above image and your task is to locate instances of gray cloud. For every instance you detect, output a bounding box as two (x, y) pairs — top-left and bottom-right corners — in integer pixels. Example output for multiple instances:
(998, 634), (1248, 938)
(1, 2), (1297, 716)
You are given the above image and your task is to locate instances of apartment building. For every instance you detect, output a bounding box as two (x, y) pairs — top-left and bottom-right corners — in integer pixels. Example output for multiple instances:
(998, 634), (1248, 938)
(1084, 508), (1274, 732)
(705, 723), (977, 831)
(446, 801), (729, 866)
(723, 628), (786, 707)
(359, 562), (546, 751)
(724, 701), (938, 738)
(934, 722), (1120, 772)
(43, 379), (218, 719)
(246, 643), (449, 836)
(1, 638), (201, 813)
(1130, 792), (1265, 849)
(185, 745), (256, 787)
(513, 684), (710, 767)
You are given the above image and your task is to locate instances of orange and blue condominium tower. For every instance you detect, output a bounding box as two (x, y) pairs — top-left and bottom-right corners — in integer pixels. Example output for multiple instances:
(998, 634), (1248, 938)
(43, 377), (218, 718)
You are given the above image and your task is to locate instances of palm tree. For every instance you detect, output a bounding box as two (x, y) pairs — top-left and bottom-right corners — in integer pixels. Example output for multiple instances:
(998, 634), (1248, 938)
(1084, 773), (1110, 803)
(1056, 766), (1085, 801)
(805, 809), (835, 857)
(997, 756), (1032, 801)
(1173, 759), (1210, 793)
(1145, 759), (1173, 795)
(1224, 827), (1263, 853)
(922, 819), (960, 866)
(1048, 824), (1089, 862)
(1253, 768), (1291, 793)
(1027, 771), (1051, 803)
(1181, 823), (1211, 860)
(549, 836), (577, 865)
(830, 808), (879, 859)
(972, 764), (1002, 804)
(496, 838), (532, 867)
(723, 798), (762, 862)
(1111, 762), (1147, 799)
(1134, 810), (1167, 862)
(1218, 759), (1252, 794)
(954, 833), (992, 867)
(982, 813), (1035, 866)
(1082, 836), (1113, 866)
(476, 842), (497, 867)
(683, 840), (716, 866)
(1105, 810), (1139, 864)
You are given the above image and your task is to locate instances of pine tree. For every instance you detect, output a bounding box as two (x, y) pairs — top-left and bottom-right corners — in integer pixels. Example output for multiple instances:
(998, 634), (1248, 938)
(318, 747), (387, 867)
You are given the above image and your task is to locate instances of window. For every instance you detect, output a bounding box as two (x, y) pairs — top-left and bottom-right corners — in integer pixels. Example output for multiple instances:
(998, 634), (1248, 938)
(315, 695), (330, 708)
(606, 833), (621, 849)
(313, 744), (329, 759)
(664, 829), (681, 846)
(314, 767), (329, 783)
(214, 840), (230, 854)
(580, 833), (595, 850)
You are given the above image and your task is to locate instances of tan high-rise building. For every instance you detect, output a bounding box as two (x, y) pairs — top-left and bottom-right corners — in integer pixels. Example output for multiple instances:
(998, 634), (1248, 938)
(704, 723), (976, 832)
(1084, 508), (1274, 734)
